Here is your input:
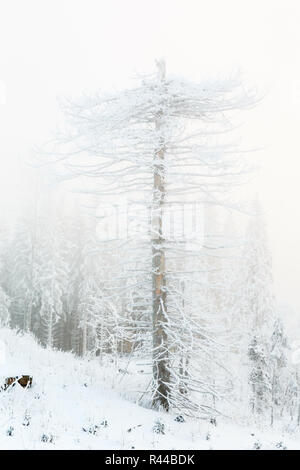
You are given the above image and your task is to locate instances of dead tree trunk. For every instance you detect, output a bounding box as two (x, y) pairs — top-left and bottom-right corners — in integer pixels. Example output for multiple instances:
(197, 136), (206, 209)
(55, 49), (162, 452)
(152, 60), (170, 411)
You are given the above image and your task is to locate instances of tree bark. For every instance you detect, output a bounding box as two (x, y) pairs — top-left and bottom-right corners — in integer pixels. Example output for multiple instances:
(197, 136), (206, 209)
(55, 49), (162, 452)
(152, 60), (170, 411)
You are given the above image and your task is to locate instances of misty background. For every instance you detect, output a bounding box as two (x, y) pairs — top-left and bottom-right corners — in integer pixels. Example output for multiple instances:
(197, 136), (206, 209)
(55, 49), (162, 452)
(0, 0), (299, 321)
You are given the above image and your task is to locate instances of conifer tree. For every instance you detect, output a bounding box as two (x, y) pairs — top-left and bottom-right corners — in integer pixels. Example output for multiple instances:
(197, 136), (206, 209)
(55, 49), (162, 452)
(49, 60), (254, 414)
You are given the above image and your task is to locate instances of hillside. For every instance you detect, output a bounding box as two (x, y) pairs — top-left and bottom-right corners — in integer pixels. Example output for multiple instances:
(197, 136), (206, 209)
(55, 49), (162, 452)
(0, 328), (298, 450)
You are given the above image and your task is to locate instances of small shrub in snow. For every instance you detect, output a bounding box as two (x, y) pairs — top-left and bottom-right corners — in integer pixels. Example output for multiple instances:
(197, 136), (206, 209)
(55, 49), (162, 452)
(6, 427), (14, 437)
(275, 441), (287, 450)
(23, 411), (31, 427)
(152, 419), (165, 435)
(253, 440), (262, 450)
(82, 420), (108, 435)
(174, 415), (185, 423)
(41, 433), (55, 444)
(82, 425), (99, 435)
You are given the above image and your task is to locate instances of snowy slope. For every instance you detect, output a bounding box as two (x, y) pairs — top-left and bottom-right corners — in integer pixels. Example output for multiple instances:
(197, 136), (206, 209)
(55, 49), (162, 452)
(0, 328), (298, 450)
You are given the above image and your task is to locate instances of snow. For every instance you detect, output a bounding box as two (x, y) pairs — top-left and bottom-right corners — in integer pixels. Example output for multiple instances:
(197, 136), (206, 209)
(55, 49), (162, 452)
(0, 328), (299, 450)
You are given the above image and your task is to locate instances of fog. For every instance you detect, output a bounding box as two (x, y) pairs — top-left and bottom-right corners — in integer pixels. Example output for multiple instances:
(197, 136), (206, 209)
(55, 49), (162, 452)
(0, 0), (300, 315)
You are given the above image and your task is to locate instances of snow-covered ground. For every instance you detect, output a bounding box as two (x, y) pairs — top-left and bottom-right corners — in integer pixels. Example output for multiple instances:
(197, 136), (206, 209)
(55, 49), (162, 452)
(0, 328), (298, 450)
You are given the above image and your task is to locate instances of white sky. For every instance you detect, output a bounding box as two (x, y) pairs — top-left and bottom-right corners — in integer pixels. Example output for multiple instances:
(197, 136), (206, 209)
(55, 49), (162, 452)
(0, 0), (300, 315)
